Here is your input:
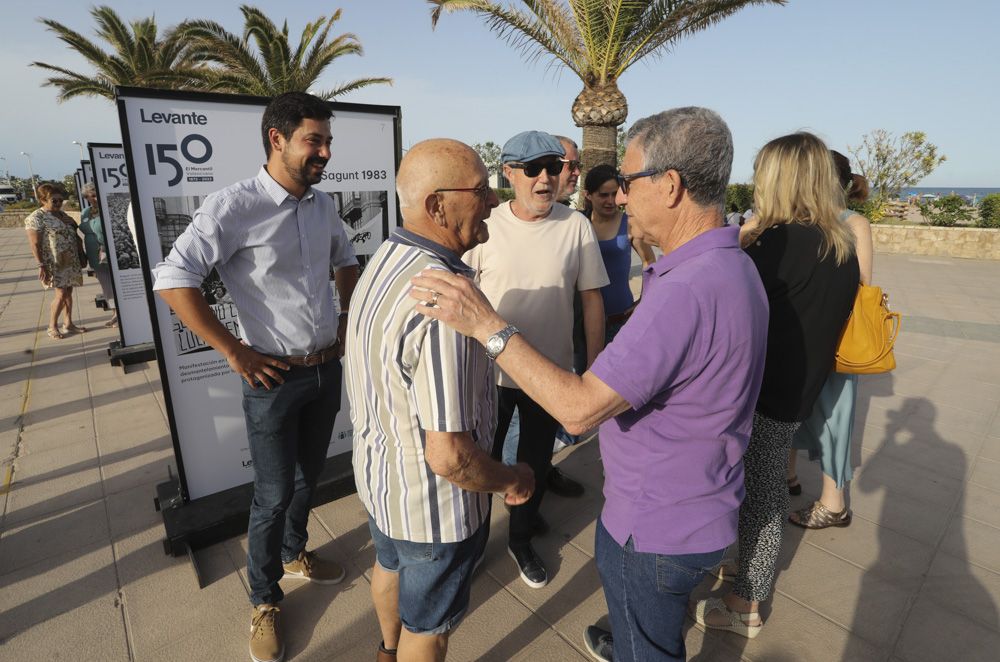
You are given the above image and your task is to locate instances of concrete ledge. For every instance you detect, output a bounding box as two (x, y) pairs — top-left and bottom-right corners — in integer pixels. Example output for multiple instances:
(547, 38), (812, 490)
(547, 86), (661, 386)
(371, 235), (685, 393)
(874, 224), (1000, 260)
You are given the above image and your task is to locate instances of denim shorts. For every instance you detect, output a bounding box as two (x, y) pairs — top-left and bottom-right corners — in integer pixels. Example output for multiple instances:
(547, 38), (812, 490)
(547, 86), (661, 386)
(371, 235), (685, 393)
(367, 515), (489, 635)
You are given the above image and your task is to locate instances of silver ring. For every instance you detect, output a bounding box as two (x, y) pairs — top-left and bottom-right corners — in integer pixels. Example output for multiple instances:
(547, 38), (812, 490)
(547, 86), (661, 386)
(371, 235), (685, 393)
(430, 290), (439, 305)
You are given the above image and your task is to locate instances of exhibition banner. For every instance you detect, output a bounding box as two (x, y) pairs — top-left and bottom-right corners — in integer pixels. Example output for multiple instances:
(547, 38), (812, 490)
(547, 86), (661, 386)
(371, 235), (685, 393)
(74, 169), (85, 209)
(88, 143), (154, 346)
(117, 87), (401, 500)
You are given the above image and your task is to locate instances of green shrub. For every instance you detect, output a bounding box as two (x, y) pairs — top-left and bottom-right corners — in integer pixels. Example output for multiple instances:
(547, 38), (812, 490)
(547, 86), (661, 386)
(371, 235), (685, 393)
(495, 187), (515, 203)
(920, 194), (972, 227)
(848, 198), (886, 223)
(4, 200), (38, 210)
(978, 193), (1000, 228)
(726, 183), (753, 213)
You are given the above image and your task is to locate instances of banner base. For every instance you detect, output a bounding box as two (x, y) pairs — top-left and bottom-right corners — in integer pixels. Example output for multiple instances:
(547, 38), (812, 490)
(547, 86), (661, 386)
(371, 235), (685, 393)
(108, 340), (156, 369)
(154, 453), (356, 586)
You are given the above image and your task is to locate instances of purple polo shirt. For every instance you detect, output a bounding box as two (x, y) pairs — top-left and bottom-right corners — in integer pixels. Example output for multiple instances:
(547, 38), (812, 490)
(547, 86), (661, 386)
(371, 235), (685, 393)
(590, 226), (768, 555)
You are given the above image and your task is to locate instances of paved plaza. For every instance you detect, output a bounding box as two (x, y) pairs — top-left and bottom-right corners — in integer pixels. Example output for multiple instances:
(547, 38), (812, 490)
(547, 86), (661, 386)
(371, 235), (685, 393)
(2, 226), (1000, 661)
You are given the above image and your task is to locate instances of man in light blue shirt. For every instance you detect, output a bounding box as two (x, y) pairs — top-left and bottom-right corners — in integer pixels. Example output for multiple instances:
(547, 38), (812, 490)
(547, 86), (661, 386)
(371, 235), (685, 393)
(153, 92), (359, 662)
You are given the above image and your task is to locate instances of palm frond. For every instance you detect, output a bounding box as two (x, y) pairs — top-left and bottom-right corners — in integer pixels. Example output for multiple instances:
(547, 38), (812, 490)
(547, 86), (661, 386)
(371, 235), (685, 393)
(618, 1), (785, 75)
(428, 0), (585, 78)
(311, 77), (394, 101)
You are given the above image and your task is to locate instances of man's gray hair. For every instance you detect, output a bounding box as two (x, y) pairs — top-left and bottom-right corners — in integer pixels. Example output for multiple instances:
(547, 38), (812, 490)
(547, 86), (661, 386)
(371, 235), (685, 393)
(626, 107), (733, 208)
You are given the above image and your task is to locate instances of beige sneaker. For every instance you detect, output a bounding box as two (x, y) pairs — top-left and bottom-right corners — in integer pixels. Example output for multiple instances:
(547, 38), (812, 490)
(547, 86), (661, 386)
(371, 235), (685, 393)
(282, 550), (346, 584)
(249, 604), (284, 662)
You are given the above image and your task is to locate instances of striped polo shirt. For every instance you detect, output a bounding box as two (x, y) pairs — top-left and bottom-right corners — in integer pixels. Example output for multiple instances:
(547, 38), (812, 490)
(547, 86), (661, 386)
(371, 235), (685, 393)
(346, 228), (497, 544)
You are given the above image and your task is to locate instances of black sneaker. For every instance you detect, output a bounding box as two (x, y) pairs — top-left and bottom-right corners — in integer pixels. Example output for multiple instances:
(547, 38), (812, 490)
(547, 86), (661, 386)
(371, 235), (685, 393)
(583, 625), (613, 661)
(547, 467), (585, 498)
(508, 543), (548, 588)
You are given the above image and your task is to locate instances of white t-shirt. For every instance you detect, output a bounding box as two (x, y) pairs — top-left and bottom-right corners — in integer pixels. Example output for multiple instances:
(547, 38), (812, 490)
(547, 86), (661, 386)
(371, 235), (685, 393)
(465, 201), (609, 388)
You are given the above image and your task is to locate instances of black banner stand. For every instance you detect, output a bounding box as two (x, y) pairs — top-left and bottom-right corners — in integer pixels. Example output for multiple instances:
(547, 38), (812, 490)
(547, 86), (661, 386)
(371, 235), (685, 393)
(154, 454), (356, 588)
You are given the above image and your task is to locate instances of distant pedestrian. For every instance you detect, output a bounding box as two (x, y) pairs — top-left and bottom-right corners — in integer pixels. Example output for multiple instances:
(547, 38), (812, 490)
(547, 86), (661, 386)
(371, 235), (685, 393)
(78, 183), (117, 327)
(24, 182), (86, 339)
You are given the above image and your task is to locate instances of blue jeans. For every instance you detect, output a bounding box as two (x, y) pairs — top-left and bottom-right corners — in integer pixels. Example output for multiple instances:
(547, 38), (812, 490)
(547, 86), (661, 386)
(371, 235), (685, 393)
(368, 515), (489, 634)
(242, 359), (342, 605)
(595, 518), (725, 661)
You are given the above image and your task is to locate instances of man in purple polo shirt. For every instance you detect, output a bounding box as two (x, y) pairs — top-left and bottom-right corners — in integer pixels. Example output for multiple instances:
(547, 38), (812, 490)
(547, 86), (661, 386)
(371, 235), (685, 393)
(408, 107), (768, 661)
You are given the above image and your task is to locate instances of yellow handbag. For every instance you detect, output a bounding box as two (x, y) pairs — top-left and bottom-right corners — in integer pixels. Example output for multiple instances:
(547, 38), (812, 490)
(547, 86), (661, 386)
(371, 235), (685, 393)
(835, 284), (901, 374)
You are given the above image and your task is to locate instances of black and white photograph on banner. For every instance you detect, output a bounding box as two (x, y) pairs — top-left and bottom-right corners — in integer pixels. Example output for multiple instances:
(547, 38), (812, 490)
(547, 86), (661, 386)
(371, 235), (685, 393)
(108, 192), (140, 270)
(328, 188), (388, 272)
(152, 194), (240, 356)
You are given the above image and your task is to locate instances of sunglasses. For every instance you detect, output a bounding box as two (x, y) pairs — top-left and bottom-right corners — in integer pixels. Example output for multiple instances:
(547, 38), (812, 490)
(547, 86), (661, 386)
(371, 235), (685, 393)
(507, 160), (564, 177)
(560, 158), (582, 172)
(615, 168), (678, 195)
(434, 184), (493, 201)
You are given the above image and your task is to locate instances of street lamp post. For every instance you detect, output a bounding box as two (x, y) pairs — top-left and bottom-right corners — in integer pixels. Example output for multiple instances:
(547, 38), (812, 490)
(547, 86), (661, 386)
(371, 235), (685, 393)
(20, 152), (38, 201)
(0, 156), (9, 181)
(71, 140), (85, 162)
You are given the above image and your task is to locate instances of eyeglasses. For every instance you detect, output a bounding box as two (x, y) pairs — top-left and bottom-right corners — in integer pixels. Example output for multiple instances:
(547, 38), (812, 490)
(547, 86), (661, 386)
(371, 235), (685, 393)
(434, 184), (493, 201)
(615, 168), (674, 195)
(560, 159), (582, 172)
(507, 160), (564, 178)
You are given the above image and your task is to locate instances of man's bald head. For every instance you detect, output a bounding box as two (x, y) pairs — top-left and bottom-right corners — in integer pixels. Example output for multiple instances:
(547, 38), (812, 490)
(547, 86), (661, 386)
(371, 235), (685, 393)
(397, 139), (483, 211)
(395, 138), (497, 254)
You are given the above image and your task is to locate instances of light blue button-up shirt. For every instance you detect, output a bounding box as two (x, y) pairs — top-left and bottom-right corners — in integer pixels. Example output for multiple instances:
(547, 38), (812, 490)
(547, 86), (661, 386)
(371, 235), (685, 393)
(152, 167), (358, 356)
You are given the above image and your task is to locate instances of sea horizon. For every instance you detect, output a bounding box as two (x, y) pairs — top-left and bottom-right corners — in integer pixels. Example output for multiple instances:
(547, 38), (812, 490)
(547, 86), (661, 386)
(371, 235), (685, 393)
(902, 186), (1000, 200)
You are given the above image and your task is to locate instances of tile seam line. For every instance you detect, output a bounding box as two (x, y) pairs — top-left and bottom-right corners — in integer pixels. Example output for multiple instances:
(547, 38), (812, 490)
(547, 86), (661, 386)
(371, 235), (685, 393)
(0, 287), (47, 512)
(83, 323), (137, 662)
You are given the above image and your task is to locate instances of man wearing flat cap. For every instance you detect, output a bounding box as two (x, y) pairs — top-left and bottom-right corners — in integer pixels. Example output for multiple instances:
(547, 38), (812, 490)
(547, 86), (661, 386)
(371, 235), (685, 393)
(465, 130), (608, 588)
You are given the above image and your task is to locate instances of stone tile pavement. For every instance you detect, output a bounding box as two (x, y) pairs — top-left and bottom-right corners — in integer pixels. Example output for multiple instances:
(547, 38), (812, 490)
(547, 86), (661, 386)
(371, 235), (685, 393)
(2, 225), (1000, 661)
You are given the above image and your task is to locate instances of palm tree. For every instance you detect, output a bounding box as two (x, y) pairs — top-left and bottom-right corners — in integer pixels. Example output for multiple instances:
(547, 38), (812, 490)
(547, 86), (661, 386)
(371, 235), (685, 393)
(430, 0), (785, 172)
(32, 5), (199, 102)
(179, 6), (391, 99)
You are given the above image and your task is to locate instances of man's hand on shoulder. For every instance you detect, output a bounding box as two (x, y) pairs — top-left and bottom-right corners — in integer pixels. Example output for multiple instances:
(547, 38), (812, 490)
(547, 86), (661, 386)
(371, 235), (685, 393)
(504, 462), (535, 506)
(226, 342), (290, 390)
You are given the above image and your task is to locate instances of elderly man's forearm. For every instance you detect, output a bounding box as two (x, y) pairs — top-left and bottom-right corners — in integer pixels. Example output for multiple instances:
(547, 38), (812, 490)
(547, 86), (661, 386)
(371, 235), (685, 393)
(425, 431), (518, 493)
(495, 335), (627, 434)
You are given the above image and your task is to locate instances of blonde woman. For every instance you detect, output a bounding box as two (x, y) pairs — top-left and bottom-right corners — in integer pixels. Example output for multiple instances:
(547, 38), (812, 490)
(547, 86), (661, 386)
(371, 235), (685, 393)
(785, 151), (874, 527)
(24, 183), (86, 339)
(692, 132), (859, 638)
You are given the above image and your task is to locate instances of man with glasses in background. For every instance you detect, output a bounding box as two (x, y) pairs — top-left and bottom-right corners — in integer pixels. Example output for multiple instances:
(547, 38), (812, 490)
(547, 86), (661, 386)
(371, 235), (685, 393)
(465, 130), (608, 588)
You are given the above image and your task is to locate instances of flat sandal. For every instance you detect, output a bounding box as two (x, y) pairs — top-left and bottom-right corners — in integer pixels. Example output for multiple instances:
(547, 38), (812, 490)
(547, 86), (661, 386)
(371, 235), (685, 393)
(690, 597), (762, 639)
(789, 501), (852, 529)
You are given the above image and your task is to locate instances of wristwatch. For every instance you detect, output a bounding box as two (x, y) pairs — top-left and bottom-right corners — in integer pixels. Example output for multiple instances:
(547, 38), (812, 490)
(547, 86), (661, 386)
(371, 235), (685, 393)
(485, 324), (519, 360)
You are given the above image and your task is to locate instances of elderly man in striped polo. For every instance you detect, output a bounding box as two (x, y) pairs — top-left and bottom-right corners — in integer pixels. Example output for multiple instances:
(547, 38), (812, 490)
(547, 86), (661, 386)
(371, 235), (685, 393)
(345, 138), (535, 662)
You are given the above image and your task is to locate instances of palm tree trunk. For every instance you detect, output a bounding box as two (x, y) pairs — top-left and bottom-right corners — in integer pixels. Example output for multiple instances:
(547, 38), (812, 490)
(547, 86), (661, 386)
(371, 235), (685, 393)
(581, 125), (618, 175)
(572, 82), (628, 187)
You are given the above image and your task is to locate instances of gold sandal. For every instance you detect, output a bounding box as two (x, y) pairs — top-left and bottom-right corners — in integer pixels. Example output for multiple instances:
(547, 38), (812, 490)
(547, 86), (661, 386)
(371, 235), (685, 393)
(690, 597), (762, 639)
(789, 501), (851, 529)
(46, 327), (65, 340)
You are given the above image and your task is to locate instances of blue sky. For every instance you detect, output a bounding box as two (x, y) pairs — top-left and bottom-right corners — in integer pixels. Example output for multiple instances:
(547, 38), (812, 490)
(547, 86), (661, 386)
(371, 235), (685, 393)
(0, 0), (995, 186)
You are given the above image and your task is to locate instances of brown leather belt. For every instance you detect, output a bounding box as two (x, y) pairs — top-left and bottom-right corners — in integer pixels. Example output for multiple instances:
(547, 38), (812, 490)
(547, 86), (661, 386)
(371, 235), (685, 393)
(277, 342), (340, 367)
(607, 306), (636, 326)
